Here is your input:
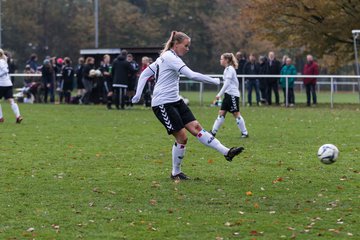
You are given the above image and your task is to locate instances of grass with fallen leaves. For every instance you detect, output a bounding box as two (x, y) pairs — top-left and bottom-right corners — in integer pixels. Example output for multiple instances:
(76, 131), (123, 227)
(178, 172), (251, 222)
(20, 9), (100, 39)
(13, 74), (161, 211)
(0, 96), (359, 239)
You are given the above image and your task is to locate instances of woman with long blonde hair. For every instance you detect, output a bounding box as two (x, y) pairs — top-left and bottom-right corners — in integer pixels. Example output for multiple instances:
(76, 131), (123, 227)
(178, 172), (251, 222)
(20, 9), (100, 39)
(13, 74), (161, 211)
(132, 31), (244, 180)
(211, 53), (248, 138)
(0, 49), (23, 123)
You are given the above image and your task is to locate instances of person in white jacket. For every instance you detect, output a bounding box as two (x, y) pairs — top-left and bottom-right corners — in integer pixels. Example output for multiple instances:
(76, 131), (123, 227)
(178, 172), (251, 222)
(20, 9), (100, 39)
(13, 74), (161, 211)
(211, 53), (248, 138)
(0, 49), (22, 124)
(132, 31), (244, 180)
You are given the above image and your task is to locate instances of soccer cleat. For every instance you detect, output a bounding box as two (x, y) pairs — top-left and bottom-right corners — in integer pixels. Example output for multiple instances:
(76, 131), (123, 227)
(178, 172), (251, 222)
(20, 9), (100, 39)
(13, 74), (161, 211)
(16, 116), (23, 124)
(225, 147), (244, 162)
(241, 134), (249, 138)
(0, 118), (4, 123)
(170, 172), (190, 180)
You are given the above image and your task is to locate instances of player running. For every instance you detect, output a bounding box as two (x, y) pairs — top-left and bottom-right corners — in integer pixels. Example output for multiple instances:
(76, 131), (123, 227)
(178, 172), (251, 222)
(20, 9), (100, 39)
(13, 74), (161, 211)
(0, 49), (23, 124)
(210, 53), (248, 138)
(132, 31), (244, 180)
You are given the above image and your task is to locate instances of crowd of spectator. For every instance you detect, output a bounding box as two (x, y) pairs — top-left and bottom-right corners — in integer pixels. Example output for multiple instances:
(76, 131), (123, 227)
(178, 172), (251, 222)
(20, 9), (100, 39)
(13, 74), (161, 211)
(12, 49), (154, 109)
(236, 51), (319, 107)
(7, 50), (319, 108)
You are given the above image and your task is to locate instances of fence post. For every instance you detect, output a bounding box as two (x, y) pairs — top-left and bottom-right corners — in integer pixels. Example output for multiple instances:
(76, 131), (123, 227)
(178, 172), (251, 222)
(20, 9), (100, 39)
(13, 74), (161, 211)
(286, 77), (289, 107)
(330, 77), (334, 108)
(242, 76), (245, 107)
(199, 82), (203, 106)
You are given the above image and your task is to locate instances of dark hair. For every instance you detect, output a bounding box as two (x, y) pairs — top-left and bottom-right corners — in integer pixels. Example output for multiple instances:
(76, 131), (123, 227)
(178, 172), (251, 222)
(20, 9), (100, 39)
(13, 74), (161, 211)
(121, 49), (128, 57)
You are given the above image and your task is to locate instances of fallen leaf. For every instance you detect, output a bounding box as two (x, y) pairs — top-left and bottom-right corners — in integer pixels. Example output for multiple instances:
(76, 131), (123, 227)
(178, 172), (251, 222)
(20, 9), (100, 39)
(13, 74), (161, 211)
(208, 159), (214, 164)
(254, 203), (259, 209)
(272, 177), (284, 184)
(246, 191), (253, 196)
(26, 228), (35, 232)
(149, 199), (157, 206)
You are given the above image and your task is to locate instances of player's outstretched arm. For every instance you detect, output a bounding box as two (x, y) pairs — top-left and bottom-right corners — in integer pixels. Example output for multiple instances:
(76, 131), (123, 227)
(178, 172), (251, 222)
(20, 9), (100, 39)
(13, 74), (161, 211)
(132, 66), (155, 103)
(180, 66), (220, 85)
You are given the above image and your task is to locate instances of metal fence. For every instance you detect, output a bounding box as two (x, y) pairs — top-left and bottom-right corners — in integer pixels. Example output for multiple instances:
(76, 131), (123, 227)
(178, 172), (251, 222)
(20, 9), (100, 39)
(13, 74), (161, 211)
(9, 73), (360, 108)
(180, 74), (360, 108)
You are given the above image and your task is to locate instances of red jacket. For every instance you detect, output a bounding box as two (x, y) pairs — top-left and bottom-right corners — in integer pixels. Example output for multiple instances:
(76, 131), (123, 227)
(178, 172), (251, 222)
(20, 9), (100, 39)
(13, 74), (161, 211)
(303, 61), (319, 84)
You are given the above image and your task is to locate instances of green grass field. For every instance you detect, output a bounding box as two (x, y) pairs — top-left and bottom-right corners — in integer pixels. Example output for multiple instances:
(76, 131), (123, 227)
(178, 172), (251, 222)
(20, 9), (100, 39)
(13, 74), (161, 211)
(0, 94), (359, 239)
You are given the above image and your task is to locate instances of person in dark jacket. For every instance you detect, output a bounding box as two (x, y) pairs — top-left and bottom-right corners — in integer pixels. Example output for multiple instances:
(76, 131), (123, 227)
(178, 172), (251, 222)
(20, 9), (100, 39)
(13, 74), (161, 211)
(235, 51), (247, 92)
(60, 57), (74, 104)
(81, 57), (95, 105)
(126, 53), (139, 107)
(303, 54), (319, 106)
(99, 54), (113, 109)
(266, 51), (281, 105)
(76, 57), (85, 100)
(243, 53), (261, 106)
(26, 54), (39, 73)
(41, 59), (55, 103)
(111, 50), (136, 109)
(258, 55), (268, 104)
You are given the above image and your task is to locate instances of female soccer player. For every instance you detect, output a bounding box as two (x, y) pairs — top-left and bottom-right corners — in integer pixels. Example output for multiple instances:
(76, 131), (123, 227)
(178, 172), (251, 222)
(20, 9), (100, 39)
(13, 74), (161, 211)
(132, 31), (244, 180)
(210, 53), (248, 138)
(0, 49), (22, 123)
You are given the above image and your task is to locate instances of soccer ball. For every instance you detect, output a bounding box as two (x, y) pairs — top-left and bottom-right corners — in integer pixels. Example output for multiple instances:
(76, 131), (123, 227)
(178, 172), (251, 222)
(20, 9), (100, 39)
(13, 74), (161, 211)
(95, 69), (102, 77)
(317, 144), (339, 164)
(89, 69), (97, 77)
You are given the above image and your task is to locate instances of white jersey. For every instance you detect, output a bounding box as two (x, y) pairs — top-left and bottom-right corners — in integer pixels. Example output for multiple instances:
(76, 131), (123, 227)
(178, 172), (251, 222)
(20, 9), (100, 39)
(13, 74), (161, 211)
(0, 58), (12, 87)
(132, 50), (220, 106)
(217, 65), (240, 97)
(149, 50), (187, 106)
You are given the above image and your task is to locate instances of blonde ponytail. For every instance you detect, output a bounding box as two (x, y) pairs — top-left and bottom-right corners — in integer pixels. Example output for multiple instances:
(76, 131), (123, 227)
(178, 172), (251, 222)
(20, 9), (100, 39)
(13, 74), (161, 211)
(161, 31), (190, 55)
(222, 52), (238, 69)
(0, 49), (5, 60)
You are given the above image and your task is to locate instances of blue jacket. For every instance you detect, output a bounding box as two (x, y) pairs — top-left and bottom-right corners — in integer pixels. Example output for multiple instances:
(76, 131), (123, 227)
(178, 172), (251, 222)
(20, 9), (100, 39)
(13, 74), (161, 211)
(280, 64), (297, 88)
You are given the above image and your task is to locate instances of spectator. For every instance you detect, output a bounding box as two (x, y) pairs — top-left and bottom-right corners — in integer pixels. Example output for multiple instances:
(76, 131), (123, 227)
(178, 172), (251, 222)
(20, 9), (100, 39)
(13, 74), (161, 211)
(266, 51), (281, 105)
(126, 53), (139, 107)
(258, 55), (268, 104)
(60, 57), (74, 104)
(281, 54), (289, 68)
(99, 54), (113, 109)
(235, 51), (247, 75)
(41, 59), (55, 103)
(5, 52), (17, 84)
(140, 56), (154, 107)
(112, 50), (136, 109)
(235, 51), (247, 92)
(0, 48), (23, 123)
(81, 57), (95, 105)
(303, 54), (319, 107)
(54, 57), (64, 101)
(26, 53), (39, 73)
(243, 53), (261, 106)
(76, 57), (85, 101)
(280, 57), (297, 107)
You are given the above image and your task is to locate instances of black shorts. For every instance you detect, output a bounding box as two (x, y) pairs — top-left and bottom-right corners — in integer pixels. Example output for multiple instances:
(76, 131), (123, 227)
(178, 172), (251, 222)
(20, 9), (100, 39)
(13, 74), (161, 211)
(221, 93), (240, 113)
(152, 99), (196, 135)
(0, 86), (13, 99)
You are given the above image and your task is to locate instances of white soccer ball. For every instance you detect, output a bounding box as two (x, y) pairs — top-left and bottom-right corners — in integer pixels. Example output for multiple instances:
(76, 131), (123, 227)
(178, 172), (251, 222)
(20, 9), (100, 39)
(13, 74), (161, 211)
(95, 69), (102, 77)
(317, 144), (339, 164)
(89, 69), (97, 77)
